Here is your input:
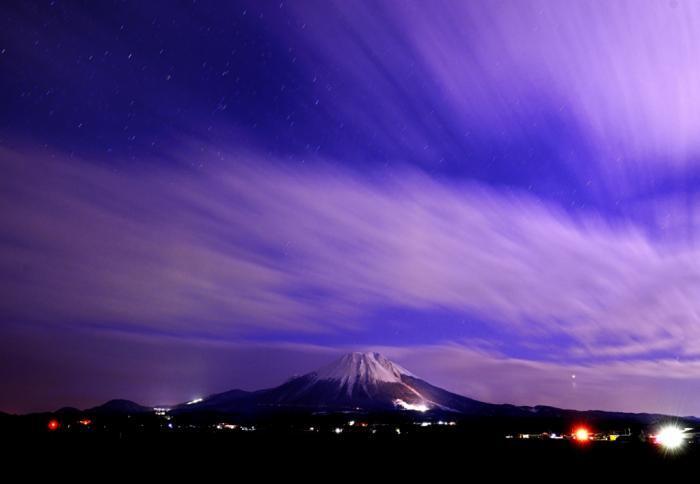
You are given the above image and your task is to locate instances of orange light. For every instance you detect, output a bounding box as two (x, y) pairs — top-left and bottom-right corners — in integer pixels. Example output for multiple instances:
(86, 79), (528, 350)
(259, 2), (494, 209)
(574, 427), (590, 442)
(78, 419), (92, 426)
(47, 419), (60, 431)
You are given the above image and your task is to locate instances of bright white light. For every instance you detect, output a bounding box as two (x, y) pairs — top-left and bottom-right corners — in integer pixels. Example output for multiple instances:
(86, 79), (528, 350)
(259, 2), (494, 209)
(575, 428), (589, 441)
(656, 426), (685, 450)
(334, 427), (343, 434)
(394, 399), (429, 412)
(186, 398), (203, 405)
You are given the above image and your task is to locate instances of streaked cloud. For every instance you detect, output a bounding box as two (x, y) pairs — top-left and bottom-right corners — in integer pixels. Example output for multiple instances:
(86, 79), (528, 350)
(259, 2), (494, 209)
(4, 1), (700, 414)
(3, 145), (700, 362)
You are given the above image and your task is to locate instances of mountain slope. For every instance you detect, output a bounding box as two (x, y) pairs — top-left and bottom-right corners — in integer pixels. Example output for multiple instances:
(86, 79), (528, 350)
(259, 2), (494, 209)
(174, 351), (700, 427)
(179, 351), (519, 415)
(87, 399), (152, 415)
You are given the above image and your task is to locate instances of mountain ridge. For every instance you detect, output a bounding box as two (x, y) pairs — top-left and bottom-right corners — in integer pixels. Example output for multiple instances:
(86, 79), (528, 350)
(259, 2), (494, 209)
(23, 352), (700, 425)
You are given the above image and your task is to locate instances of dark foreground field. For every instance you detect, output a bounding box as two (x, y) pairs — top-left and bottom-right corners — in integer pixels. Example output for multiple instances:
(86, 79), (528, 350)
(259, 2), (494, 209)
(7, 431), (699, 477)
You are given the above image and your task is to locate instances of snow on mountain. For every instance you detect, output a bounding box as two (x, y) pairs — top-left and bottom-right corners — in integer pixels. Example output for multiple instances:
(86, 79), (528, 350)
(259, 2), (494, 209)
(289, 351), (429, 407)
(311, 352), (414, 389)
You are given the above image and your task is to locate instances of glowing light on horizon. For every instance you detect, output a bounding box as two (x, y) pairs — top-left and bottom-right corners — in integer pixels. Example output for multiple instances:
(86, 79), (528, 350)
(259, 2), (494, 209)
(47, 419), (59, 431)
(186, 398), (203, 405)
(574, 427), (590, 442)
(655, 426), (685, 450)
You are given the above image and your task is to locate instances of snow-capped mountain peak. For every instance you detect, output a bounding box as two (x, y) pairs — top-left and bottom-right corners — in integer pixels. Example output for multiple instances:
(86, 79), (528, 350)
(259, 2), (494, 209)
(311, 351), (414, 386)
(176, 351), (499, 415)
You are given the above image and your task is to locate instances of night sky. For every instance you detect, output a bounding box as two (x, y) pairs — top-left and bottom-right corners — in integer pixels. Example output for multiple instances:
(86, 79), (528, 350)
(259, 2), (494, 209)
(2, 0), (700, 415)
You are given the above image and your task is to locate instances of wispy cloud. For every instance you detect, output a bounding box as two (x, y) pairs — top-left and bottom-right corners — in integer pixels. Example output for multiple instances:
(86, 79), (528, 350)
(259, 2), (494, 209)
(5, 1), (700, 415)
(3, 145), (700, 361)
(288, 1), (700, 172)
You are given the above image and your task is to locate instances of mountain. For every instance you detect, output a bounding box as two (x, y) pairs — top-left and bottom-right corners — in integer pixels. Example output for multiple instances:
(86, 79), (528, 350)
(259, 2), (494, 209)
(75, 352), (700, 428)
(4, 351), (698, 437)
(87, 399), (151, 415)
(54, 406), (82, 416)
(177, 351), (524, 415)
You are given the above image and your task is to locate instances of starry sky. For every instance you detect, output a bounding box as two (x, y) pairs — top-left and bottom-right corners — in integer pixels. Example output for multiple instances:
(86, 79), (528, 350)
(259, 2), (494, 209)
(3, 0), (700, 415)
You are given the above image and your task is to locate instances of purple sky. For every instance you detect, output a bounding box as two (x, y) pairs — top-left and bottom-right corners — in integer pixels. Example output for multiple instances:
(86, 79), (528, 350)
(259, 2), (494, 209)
(3, 1), (700, 415)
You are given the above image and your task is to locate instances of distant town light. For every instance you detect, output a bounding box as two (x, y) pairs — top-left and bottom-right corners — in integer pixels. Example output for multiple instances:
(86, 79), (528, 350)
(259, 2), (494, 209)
(334, 427), (343, 434)
(153, 407), (170, 415)
(656, 425), (685, 450)
(574, 427), (590, 442)
(186, 398), (203, 405)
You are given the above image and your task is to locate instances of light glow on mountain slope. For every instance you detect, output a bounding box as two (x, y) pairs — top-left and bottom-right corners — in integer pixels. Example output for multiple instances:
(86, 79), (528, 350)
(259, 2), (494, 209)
(394, 399), (429, 412)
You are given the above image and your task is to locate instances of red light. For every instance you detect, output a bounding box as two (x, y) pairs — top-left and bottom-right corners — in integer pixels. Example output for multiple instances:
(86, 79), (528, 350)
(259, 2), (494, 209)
(574, 427), (590, 442)
(78, 419), (92, 426)
(47, 419), (60, 431)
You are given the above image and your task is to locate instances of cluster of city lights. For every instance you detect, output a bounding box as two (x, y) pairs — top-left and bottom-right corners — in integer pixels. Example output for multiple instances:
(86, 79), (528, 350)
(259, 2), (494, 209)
(41, 414), (693, 450)
(570, 424), (691, 451)
(417, 420), (456, 427)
